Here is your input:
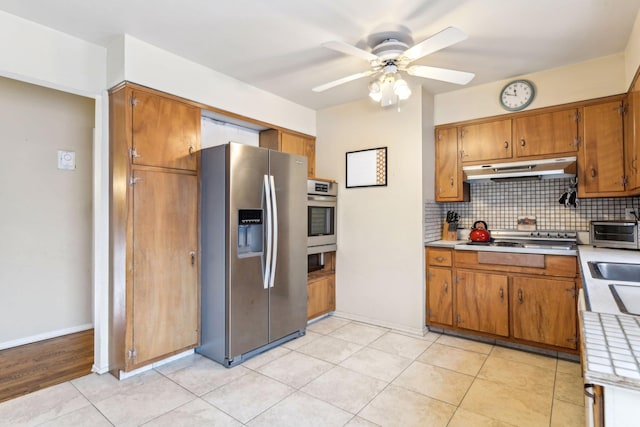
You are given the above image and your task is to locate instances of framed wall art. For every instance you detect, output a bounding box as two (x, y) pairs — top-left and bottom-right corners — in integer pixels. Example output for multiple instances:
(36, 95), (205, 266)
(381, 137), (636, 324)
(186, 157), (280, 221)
(345, 147), (387, 188)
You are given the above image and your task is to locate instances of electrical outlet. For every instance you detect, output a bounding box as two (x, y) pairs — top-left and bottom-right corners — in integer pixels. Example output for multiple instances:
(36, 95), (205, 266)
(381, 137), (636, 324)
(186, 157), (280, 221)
(624, 208), (637, 220)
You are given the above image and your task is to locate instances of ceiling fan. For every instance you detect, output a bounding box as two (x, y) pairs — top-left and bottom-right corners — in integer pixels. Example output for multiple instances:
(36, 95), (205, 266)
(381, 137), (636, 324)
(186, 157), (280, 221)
(312, 25), (475, 106)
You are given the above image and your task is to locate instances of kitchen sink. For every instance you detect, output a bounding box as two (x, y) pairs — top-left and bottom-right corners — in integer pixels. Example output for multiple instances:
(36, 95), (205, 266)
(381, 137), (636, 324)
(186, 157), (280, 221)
(588, 262), (640, 282)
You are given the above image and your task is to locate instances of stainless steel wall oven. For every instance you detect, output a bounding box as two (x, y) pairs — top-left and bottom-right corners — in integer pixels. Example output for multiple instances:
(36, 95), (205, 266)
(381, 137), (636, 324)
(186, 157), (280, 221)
(307, 179), (337, 254)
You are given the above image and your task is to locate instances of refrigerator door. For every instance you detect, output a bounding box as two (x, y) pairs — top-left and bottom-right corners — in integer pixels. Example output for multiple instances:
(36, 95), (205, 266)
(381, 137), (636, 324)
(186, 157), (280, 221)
(268, 150), (308, 342)
(227, 143), (270, 358)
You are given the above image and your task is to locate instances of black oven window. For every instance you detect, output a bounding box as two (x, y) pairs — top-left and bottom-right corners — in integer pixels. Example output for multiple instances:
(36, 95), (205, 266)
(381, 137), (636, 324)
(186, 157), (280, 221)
(308, 206), (335, 236)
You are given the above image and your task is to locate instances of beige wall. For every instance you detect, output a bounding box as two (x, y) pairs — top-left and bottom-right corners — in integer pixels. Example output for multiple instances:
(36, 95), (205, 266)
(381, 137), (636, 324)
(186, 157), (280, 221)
(316, 90), (427, 333)
(0, 77), (94, 347)
(626, 10), (640, 89)
(434, 54), (626, 125)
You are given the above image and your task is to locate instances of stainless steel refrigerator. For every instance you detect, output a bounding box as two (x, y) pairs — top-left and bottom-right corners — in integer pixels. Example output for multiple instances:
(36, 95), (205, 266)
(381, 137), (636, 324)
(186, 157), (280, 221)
(197, 142), (308, 367)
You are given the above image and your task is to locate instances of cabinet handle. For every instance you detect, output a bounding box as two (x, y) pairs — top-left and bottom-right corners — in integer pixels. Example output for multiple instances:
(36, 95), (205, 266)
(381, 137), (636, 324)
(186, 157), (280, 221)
(584, 383), (595, 399)
(444, 281), (448, 293)
(190, 251), (196, 266)
(632, 158), (638, 172)
(435, 256), (445, 262)
(450, 177), (454, 187)
(520, 138), (526, 147)
(188, 145), (194, 157)
(591, 168), (597, 178)
(504, 141), (509, 149)
(460, 150), (468, 159)
(518, 288), (523, 304)
(499, 287), (504, 301)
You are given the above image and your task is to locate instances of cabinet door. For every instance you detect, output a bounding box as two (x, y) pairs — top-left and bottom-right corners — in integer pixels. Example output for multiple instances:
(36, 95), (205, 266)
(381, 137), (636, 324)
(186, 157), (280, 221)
(427, 267), (453, 325)
(131, 170), (199, 368)
(131, 90), (200, 171)
(514, 109), (579, 158)
(579, 101), (626, 196)
(511, 277), (577, 349)
(435, 127), (467, 201)
(281, 131), (315, 177)
(460, 119), (512, 163)
(626, 92), (640, 192)
(456, 270), (509, 336)
(307, 275), (335, 320)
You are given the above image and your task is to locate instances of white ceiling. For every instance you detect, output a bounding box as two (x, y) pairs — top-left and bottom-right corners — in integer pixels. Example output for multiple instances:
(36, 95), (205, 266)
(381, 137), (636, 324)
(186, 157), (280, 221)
(1, 0), (640, 111)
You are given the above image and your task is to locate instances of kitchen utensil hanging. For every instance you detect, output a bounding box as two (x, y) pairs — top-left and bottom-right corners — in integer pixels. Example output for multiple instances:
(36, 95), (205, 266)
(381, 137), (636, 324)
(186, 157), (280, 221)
(558, 177), (578, 208)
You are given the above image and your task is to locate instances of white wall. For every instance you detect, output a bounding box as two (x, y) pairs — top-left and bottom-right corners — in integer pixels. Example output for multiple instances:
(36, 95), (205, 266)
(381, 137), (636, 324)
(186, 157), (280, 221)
(0, 77), (95, 348)
(434, 54), (626, 125)
(201, 117), (259, 148)
(421, 88), (436, 202)
(316, 92), (426, 334)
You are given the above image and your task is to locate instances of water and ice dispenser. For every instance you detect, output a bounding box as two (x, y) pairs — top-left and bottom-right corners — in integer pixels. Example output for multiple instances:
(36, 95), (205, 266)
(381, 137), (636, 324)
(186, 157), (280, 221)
(237, 209), (263, 258)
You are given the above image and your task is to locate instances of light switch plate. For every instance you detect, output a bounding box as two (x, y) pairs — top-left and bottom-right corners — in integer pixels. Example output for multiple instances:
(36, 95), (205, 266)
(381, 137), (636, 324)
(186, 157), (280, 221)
(57, 150), (76, 170)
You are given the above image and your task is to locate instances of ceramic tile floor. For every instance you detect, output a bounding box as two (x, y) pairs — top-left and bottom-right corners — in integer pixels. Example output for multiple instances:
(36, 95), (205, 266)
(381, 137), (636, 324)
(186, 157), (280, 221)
(0, 316), (586, 427)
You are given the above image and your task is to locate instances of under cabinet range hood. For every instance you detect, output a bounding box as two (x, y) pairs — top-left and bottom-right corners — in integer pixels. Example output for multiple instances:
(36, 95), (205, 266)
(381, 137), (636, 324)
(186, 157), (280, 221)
(462, 156), (577, 181)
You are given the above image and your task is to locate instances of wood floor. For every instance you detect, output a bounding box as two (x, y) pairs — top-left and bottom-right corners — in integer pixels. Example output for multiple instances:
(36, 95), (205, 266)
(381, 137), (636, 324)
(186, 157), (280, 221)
(0, 329), (94, 403)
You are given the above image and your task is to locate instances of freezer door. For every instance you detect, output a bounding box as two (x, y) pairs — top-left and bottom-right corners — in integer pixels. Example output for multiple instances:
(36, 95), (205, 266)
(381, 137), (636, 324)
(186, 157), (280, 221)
(227, 143), (270, 358)
(268, 150), (308, 341)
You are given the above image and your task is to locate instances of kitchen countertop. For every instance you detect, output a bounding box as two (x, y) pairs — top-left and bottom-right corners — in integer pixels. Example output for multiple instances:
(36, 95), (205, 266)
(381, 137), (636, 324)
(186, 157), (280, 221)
(425, 239), (577, 256)
(578, 245), (640, 391)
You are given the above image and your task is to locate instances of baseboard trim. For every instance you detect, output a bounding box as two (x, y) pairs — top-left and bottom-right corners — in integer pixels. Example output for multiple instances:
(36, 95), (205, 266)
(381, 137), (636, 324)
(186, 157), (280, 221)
(0, 323), (93, 351)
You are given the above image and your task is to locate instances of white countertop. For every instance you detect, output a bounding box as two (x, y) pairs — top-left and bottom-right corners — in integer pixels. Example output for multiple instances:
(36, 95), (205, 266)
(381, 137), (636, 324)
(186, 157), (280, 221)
(578, 245), (640, 391)
(578, 246), (640, 314)
(425, 239), (577, 256)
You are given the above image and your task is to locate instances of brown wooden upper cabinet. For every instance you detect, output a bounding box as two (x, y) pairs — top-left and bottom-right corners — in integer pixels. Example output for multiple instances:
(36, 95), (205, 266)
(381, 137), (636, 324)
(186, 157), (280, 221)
(435, 127), (469, 202)
(460, 119), (512, 163)
(626, 84), (640, 194)
(513, 108), (579, 158)
(578, 99), (626, 197)
(260, 129), (316, 177)
(131, 90), (200, 171)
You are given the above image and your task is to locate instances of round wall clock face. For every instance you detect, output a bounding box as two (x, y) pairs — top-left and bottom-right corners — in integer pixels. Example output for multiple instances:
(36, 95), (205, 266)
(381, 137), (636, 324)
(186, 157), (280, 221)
(499, 80), (535, 111)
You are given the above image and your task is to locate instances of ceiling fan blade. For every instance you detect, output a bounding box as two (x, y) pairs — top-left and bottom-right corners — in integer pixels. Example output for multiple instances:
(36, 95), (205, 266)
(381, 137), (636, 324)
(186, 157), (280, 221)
(400, 27), (468, 62)
(312, 70), (377, 92)
(322, 41), (379, 62)
(406, 65), (475, 85)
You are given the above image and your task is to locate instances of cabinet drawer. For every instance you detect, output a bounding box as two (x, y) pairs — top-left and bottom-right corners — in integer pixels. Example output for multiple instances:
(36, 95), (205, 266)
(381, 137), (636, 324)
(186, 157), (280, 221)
(455, 250), (577, 277)
(426, 248), (453, 267)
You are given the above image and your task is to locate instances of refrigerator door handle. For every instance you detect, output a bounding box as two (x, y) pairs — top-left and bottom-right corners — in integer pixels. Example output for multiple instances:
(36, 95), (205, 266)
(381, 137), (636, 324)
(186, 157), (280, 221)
(269, 175), (278, 288)
(263, 174), (272, 289)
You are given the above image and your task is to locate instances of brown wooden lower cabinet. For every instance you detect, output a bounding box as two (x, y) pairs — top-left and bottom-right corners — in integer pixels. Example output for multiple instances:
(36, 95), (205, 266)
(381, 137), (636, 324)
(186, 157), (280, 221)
(426, 267), (453, 325)
(456, 270), (509, 337)
(307, 275), (335, 320)
(425, 247), (579, 353)
(511, 277), (577, 349)
(307, 251), (336, 320)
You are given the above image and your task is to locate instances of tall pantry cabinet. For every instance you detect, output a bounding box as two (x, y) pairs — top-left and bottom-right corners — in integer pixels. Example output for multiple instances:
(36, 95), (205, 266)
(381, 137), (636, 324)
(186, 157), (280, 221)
(109, 83), (201, 376)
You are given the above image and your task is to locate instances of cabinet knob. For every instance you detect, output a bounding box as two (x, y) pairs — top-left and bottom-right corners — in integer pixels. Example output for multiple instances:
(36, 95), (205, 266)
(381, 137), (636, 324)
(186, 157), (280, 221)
(188, 146), (194, 157)
(450, 177), (454, 187)
(190, 251), (196, 266)
(518, 288), (523, 304)
(504, 141), (509, 149)
(444, 281), (448, 293)
(499, 287), (504, 301)
(591, 168), (597, 178)
(435, 256), (445, 262)
(520, 138), (526, 147)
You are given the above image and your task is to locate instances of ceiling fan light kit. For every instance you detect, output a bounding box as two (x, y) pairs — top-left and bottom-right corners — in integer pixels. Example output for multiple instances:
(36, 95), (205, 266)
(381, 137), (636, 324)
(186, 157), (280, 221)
(313, 26), (475, 108)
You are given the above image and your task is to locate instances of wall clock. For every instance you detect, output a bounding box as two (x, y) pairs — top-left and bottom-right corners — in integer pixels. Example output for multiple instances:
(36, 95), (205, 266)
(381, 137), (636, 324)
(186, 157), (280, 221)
(499, 79), (535, 111)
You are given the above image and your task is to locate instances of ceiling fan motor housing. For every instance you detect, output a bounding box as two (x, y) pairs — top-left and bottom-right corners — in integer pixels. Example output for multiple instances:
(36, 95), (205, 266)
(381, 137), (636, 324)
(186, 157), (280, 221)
(371, 39), (409, 61)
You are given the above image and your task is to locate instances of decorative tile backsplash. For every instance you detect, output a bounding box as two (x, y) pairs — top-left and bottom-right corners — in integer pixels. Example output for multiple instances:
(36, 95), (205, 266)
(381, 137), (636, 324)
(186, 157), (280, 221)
(424, 178), (640, 241)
